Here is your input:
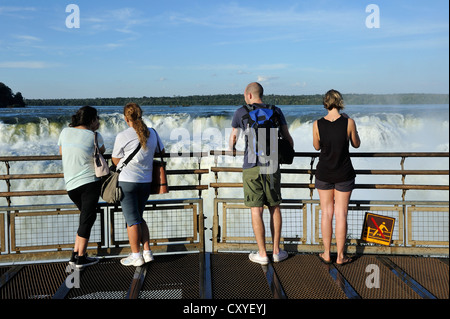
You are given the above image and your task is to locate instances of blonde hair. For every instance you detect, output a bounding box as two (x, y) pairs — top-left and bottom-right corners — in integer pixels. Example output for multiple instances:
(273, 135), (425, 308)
(323, 89), (345, 111)
(124, 102), (149, 149)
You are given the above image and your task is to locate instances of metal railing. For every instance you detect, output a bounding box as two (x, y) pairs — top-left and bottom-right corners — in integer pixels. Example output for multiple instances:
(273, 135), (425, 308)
(0, 153), (209, 206)
(210, 151), (449, 256)
(0, 153), (208, 263)
(0, 151), (449, 262)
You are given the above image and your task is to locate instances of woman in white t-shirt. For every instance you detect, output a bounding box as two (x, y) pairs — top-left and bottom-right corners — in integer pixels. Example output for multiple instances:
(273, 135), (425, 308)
(112, 103), (164, 267)
(58, 105), (104, 269)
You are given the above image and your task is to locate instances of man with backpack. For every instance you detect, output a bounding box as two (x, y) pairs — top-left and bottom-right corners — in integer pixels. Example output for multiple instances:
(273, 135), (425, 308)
(229, 82), (294, 265)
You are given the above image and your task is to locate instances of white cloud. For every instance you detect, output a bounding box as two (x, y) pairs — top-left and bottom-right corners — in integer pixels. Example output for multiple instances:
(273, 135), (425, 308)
(257, 75), (279, 83)
(257, 64), (289, 70)
(85, 7), (150, 35)
(0, 61), (62, 69)
(293, 81), (307, 88)
(14, 35), (41, 42)
(0, 6), (36, 14)
(167, 3), (359, 32)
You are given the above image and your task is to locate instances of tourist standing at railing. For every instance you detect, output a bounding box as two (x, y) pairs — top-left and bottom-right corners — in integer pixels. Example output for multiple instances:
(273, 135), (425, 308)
(313, 89), (361, 265)
(229, 82), (294, 265)
(112, 102), (164, 267)
(58, 106), (104, 269)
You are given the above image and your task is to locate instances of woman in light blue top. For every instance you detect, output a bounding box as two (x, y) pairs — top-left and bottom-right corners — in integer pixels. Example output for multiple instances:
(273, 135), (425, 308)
(112, 102), (164, 267)
(58, 106), (104, 269)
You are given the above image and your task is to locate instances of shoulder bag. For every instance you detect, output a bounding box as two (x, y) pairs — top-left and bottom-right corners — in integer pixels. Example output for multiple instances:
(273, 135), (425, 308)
(150, 128), (169, 194)
(278, 138), (295, 165)
(94, 132), (110, 177)
(101, 143), (141, 204)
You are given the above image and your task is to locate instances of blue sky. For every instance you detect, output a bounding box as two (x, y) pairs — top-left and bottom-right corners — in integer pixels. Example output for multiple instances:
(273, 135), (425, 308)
(0, 0), (448, 99)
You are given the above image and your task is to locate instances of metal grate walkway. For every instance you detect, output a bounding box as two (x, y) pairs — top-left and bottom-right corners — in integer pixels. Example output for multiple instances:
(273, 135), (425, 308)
(1, 253), (448, 300)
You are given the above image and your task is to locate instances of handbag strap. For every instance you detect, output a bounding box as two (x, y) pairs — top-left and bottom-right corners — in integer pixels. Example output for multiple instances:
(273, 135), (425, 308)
(151, 128), (164, 163)
(117, 143), (141, 173)
(94, 132), (100, 154)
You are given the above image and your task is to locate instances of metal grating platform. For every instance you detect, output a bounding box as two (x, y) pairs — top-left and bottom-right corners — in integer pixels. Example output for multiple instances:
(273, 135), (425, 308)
(0, 253), (448, 300)
(66, 258), (136, 299)
(385, 255), (449, 299)
(139, 254), (200, 299)
(272, 254), (348, 299)
(1, 263), (67, 299)
(210, 253), (273, 299)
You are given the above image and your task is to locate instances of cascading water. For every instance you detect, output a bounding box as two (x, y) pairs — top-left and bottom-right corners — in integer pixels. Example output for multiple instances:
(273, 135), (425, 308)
(0, 104), (448, 207)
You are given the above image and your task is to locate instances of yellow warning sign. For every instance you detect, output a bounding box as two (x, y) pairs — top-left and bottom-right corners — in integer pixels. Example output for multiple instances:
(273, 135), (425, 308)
(361, 212), (395, 246)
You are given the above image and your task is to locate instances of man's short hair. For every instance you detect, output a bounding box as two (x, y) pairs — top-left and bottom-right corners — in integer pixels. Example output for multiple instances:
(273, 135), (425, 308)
(245, 82), (264, 98)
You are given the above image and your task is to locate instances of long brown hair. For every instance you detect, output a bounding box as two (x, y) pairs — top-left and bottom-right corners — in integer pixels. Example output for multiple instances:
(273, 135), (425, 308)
(124, 102), (149, 149)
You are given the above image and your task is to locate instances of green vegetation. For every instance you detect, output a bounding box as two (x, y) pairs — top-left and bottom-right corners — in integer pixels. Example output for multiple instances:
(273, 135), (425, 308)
(0, 82), (26, 108)
(24, 93), (449, 107)
(2, 80), (448, 107)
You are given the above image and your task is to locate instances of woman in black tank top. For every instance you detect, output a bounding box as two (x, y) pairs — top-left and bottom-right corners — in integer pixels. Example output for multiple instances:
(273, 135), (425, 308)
(312, 90), (360, 265)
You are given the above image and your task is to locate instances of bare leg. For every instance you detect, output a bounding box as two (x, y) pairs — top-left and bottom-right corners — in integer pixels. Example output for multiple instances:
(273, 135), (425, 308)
(127, 224), (141, 253)
(251, 207), (267, 257)
(318, 189), (335, 262)
(140, 221), (150, 251)
(269, 205), (282, 255)
(334, 190), (352, 264)
(74, 234), (89, 256)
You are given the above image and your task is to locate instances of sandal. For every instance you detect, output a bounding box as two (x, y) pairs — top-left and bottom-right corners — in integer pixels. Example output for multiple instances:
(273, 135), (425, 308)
(318, 253), (332, 264)
(336, 256), (353, 266)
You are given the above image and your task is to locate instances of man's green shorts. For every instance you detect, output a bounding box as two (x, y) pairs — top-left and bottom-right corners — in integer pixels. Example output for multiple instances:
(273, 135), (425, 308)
(243, 166), (282, 207)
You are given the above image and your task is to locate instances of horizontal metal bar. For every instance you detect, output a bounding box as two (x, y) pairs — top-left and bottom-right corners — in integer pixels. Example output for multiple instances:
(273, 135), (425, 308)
(212, 167), (449, 176)
(166, 169), (209, 175)
(0, 190), (68, 197)
(210, 150), (450, 158)
(0, 155), (61, 162)
(1, 152), (447, 164)
(0, 169), (210, 180)
(0, 152), (209, 162)
(213, 197), (449, 206)
(0, 198), (204, 212)
(0, 185), (209, 197)
(0, 173), (64, 180)
(210, 183), (449, 191)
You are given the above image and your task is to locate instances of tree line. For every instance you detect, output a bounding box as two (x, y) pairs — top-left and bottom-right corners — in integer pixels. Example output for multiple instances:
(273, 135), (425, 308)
(1, 80), (448, 107)
(24, 93), (449, 107)
(0, 82), (26, 108)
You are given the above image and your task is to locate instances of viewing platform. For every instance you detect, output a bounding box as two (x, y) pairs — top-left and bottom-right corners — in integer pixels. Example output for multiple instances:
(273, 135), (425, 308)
(1, 252), (448, 300)
(0, 151), (448, 304)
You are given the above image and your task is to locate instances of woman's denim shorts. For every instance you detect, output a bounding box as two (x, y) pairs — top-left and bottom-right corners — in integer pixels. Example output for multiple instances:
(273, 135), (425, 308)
(315, 177), (355, 192)
(119, 181), (151, 227)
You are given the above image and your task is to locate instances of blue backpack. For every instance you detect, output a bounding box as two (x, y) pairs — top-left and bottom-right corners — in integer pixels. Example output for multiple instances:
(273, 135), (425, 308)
(242, 104), (280, 160)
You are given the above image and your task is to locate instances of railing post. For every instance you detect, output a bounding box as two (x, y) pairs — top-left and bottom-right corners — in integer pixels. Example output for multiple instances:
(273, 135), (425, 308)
(400, 156), (407, 201)
(4, 161), (11, 207)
